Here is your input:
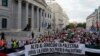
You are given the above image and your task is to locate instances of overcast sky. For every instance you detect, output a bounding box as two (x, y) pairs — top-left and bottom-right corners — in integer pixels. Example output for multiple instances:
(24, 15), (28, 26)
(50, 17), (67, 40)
(54, 0), (100, 23)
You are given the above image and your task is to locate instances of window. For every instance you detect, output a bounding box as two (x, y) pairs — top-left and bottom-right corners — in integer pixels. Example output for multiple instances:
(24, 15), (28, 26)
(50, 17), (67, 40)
(2, 0), (8, 7)
(42, 12), (44, 16)
(50, 14), (51, 18)
(2, 18), (7, 28)
(45, 13), (46, 17)
(48, 14), (49, 18)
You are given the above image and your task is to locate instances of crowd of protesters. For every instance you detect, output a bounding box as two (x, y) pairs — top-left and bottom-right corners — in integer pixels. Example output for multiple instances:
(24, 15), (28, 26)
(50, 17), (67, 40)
(0, 28), (100, 55)
(0, 37), (34, 55)
(37, 29), (100, 46)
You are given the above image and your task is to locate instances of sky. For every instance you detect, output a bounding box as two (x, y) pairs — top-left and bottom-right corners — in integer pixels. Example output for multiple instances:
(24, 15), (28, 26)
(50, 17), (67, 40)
(53, 0), (100, 23)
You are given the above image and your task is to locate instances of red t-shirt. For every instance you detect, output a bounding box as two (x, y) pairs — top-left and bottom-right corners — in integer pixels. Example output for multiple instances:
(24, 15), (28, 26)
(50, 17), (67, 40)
(0, 40), (5, 47)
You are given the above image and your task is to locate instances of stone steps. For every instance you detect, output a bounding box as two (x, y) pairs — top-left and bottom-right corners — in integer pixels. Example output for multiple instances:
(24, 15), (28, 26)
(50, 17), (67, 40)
(4, 31), (32, 41)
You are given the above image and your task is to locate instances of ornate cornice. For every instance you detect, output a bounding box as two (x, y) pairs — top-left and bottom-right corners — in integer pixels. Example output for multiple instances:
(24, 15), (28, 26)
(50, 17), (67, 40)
(35, 0), (47, 7)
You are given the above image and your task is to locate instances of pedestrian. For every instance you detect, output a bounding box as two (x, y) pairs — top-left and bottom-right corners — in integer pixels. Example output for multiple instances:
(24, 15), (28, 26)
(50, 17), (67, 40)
(11, 39), (18, 49)
(0, 39), (6, 50)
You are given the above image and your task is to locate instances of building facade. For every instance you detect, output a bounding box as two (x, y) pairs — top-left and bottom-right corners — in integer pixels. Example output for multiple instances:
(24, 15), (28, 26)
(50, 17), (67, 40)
(86, 6), (100, 31)
(48, 2), (69, 30)
(86, 12), (96, 30)
(62, 12), (69, 28)
(0, 0), (53, 40)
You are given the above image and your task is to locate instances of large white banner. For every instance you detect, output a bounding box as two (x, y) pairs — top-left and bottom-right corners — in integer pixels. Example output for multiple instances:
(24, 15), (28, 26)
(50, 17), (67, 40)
(25, 42), (85, 56)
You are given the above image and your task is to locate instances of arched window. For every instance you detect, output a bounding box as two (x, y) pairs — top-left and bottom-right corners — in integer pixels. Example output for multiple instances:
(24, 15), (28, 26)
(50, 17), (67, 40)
(2, 18), (7, 28)
(2, 0), (8, 7)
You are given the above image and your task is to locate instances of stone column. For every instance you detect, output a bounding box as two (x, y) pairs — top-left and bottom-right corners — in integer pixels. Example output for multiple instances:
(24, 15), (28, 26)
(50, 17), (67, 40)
(26, 2), (29, 25)
(98, 7), (100, 31)
(36, 7), (39, 31)
(31, 5), (34, 31)
(18, 0), (22, 31)
(44, 11), (46, 29)
(40, 9), (43, 32)
(42, 10), (45, 33)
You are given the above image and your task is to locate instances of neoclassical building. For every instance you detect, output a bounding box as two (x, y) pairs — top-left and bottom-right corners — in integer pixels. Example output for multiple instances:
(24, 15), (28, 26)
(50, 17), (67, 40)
(86, 12), (96, 30)
(86, 6), (100, 31)
(0, 0), (52, 31)
(47, 2), (69, 30)
(0, 0), (53, 40)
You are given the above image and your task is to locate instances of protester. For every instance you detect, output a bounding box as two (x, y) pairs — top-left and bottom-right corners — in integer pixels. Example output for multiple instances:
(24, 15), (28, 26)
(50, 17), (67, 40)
(0, 28), (100, 55)
(11, 39), (18, 49)
(0, 39), (6, 50)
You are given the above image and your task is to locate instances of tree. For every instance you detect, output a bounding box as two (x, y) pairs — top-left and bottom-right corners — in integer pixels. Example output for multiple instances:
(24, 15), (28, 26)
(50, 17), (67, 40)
(65, 23), (86, 30)
(83, 23), (86, 28)
(77, 23), (86, 28)
(65, 23), (75, 30)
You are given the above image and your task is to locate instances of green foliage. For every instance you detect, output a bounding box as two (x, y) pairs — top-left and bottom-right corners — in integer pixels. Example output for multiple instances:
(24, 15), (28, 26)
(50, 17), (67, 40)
(65, 23), (75, 29)
(77, 23), (86, 28)
(65, 23), (86, 30)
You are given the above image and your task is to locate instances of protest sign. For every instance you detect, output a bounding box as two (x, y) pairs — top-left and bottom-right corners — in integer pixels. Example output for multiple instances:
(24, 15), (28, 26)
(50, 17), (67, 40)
(25, 42), (85, 56)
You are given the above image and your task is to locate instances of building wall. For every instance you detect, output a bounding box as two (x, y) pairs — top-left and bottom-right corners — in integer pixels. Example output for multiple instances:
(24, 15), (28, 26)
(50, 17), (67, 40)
(0, 0), (15, 31)
(98, 7), (100, 29)
(0, 0), (54, 40)
(86, 8), (100, 31)
(86, 18), (93, 30)
(48, 3), (64, 30)
(0, 0), (53, 31)
(62, 12), (69, 28)
(48, 2), (69, 30)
